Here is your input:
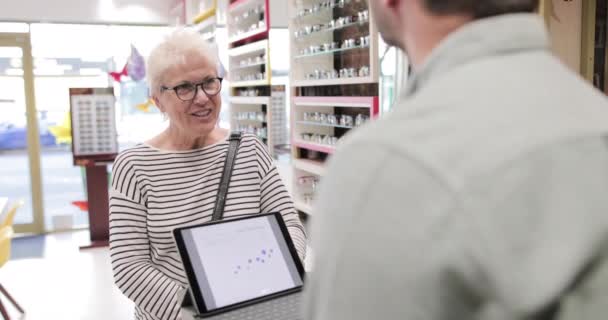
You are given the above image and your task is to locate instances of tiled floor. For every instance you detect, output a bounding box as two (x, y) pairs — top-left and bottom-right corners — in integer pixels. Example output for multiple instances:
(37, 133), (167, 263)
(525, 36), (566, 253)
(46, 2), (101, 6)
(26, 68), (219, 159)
(5, 233), (313, 320)
(2, 231), (133, 320)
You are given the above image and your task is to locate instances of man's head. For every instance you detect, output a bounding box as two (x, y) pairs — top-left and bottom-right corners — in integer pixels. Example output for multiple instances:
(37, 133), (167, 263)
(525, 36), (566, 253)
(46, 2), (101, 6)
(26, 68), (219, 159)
(370, 0), (539, 65)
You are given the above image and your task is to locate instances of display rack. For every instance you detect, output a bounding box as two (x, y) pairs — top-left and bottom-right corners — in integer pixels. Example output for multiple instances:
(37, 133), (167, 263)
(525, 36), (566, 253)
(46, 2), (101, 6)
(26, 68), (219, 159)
(228, 0), (286, 157)
(227, 0), (270, 46)
(188, 0), (218, 42)
(289, 0), (380, 215)
(69, 87), (118, 248)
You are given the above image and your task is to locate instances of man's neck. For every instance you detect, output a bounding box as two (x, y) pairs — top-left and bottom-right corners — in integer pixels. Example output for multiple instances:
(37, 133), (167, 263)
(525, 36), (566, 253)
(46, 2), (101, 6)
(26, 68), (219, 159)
(403, 9), (472, 69)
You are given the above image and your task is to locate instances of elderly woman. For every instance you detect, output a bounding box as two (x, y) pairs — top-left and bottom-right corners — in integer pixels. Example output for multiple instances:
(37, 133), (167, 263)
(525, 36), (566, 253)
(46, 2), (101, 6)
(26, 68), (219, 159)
(109, 29), (307, 320)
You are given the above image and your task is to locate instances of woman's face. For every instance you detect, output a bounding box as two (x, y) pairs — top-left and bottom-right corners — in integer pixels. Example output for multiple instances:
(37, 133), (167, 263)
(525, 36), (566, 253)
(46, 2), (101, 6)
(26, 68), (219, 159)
(154, 52), (222, 138)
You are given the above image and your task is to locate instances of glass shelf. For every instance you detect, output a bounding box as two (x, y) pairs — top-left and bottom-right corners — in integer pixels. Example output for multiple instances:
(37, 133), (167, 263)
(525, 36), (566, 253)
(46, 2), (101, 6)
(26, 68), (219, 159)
(295, 43), (370, 59)
(232, 14), (264, 27)
(294, 4), (332, 20)
(293, 0), (353, 20)
(295, 19), (369, 41)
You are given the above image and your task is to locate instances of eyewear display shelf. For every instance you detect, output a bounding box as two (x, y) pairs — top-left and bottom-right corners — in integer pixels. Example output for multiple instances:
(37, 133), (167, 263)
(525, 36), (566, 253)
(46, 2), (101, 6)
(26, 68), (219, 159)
(228, 0), (285, 157)
(289, 0), (380, 215)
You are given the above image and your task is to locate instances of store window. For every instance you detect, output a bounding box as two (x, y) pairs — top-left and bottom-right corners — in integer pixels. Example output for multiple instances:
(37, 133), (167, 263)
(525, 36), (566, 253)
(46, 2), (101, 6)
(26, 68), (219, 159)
(27, 23), (171, 230)
(0, 22), (29, 33)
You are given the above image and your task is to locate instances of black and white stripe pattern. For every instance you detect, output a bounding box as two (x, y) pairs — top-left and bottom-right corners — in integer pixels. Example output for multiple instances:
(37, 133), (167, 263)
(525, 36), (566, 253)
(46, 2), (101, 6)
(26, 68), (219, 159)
(109, 134), (307, 320)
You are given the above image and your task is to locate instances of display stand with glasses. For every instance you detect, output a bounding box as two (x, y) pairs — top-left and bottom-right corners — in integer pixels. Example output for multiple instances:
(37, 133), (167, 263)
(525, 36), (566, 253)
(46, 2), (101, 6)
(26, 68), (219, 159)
(227, 0), (287, 156)
(69, 87), (118, 249)
(288, 0), (380, 215)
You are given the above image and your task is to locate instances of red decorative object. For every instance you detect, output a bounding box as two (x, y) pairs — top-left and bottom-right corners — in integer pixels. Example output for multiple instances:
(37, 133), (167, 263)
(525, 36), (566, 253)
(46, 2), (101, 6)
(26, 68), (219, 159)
(71, 201), (89, 212)
(109, 65), (128, 82)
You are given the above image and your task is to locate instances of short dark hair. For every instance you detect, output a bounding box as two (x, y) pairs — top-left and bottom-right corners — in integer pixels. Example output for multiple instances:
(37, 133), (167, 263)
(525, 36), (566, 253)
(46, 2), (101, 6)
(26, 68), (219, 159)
(423, 0), (539, 18)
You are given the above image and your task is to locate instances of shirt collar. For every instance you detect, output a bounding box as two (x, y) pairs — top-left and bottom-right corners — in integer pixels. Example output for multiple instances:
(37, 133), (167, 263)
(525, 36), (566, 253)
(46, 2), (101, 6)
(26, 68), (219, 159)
(404, 13), (550, 97)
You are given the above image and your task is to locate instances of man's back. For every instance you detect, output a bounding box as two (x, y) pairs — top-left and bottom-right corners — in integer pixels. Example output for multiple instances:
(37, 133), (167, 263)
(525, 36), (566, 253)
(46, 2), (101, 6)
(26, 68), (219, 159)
(304, 14), (608, 320)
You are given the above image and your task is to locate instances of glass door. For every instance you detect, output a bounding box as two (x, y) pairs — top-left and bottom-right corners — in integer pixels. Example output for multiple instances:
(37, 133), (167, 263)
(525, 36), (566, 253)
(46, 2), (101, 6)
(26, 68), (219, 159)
(0, 32), (44, 234)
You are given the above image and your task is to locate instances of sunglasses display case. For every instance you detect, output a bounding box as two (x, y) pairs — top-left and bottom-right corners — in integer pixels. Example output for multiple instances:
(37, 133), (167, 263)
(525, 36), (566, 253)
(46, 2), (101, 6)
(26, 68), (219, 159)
(288, 0), (380, 215)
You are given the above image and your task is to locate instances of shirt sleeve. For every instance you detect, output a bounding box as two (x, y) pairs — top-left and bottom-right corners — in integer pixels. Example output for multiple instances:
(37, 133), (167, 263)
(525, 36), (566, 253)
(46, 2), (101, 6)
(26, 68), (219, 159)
(109, 153), (188, 320)
(253, 138), (308, 262)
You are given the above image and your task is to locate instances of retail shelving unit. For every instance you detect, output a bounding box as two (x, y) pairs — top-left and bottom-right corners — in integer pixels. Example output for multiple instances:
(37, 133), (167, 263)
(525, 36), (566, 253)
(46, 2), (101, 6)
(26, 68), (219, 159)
(289, 0), (380, 215)
(227, 0), (286, 156)
(186, 0), (218, 41)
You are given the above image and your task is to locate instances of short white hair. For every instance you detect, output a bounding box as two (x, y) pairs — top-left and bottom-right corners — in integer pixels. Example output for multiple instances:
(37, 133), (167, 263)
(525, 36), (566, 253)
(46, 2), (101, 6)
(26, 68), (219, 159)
(147, 28), (221, 94)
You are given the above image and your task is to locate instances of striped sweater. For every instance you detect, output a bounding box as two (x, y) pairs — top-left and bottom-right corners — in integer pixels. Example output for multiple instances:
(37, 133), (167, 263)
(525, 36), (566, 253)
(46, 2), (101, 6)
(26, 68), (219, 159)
(109, 134), (307, 320)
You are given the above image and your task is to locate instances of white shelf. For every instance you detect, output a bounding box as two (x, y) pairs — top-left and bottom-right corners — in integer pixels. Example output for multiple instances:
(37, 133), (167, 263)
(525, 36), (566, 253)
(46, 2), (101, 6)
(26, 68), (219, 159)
(229, 96), (272, 105)
(293, 158), (325, 176)
(192, 15), (217, 32)
(293, 103), (364, 108)
(232, 61), (266, 71)
(297, 121), (353, 129)
(295, 44), (369, 59)
(234, 118), (267, 123)
(229, 79), (270, 87)
(228, 27), (267, 44)
(228, 39), (268, 57)
(292, 76), (375, 87)
(294, 200), (313, 215)
(202, 33), (215, 41)
(293, 96), (377, 108)
(293, 140), (335, 154)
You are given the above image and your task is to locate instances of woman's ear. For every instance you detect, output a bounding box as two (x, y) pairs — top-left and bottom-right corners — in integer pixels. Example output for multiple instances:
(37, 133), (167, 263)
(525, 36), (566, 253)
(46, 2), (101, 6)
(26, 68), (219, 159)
(152, 95), (164, 113)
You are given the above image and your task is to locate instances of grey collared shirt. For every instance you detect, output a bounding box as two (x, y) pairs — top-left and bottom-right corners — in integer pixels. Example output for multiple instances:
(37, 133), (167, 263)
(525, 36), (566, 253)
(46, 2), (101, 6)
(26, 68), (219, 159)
(303, 14), (608, 320)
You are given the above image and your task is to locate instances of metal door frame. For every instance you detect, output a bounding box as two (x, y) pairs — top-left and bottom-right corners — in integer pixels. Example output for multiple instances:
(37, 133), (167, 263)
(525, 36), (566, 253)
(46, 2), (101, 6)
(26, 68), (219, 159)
(0, 32), (44, 234)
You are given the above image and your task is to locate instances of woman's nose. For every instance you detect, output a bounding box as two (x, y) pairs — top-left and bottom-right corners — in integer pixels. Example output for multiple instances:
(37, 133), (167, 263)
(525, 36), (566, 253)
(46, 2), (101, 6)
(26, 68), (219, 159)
(193, 85), (209, 104)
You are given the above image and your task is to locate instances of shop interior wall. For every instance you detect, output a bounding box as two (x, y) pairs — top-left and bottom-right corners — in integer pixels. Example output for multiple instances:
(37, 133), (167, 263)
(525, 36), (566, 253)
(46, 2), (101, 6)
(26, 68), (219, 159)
(545, 0), (583, 74)
(0, 0), (170, 25)
(0, 0), (289, 27)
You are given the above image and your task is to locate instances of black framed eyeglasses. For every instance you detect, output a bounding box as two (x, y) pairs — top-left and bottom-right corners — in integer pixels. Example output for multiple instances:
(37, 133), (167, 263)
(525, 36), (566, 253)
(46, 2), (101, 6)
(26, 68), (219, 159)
(161, 77), (223, 101)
